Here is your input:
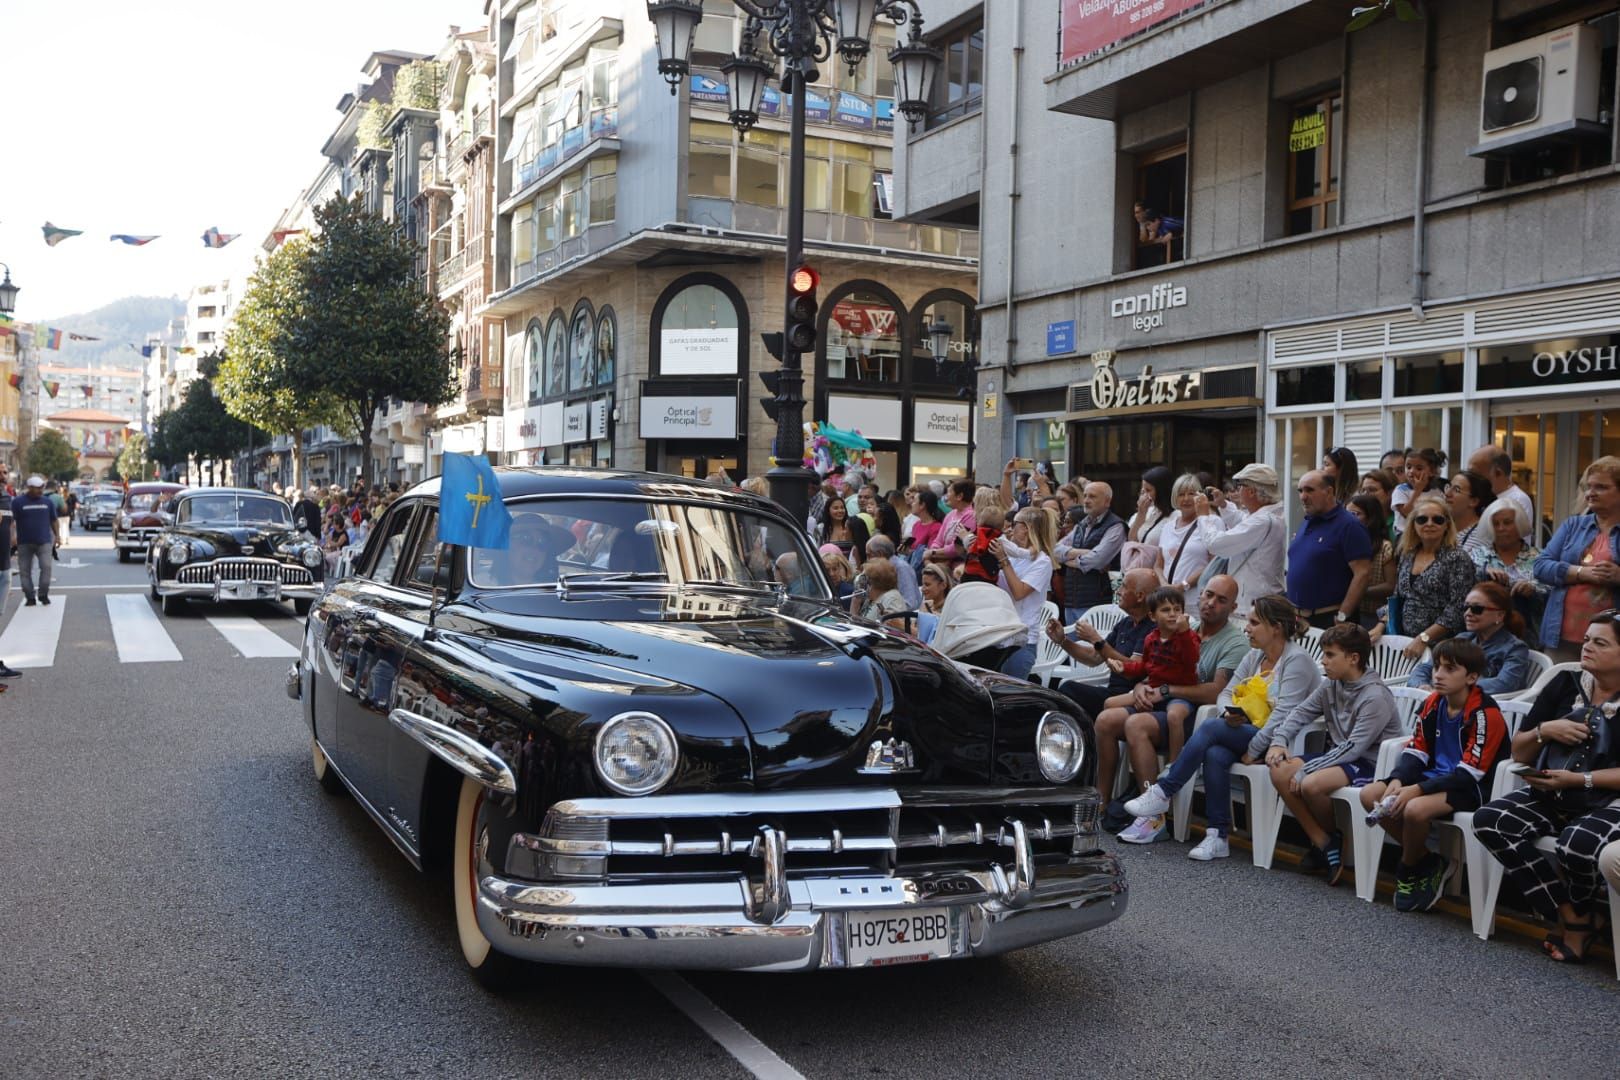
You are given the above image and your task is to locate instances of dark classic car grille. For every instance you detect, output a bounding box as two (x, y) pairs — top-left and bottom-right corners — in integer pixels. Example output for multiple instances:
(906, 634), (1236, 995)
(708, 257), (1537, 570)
(532, 790), (1096, 883)
(177, 558), (313, 586)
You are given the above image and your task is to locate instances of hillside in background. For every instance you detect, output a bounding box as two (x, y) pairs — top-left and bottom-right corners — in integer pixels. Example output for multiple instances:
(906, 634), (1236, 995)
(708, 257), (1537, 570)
(41, 296), (186, 370)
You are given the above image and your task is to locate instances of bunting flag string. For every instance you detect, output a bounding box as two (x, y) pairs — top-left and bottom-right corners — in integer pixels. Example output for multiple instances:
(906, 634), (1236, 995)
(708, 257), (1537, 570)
(67, 332), (101, 342)
(7, 374), (20, 390)
(44, 381), (60, 398)
(201, 227), (240, 248)
(36, 221), (243, 250)
(42, 222), (84, 246)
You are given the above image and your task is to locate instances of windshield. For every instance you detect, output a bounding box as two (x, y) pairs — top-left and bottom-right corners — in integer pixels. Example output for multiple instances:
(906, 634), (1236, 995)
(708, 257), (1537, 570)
(468, 497), (829, 598)
(179, 494), (292, 526)
(126, 492), (168, 511)
(91, 493), (122, 506)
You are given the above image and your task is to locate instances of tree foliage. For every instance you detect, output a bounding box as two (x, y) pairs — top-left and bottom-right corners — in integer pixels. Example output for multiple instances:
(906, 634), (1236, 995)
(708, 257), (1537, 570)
(27, 428), (80, 482)
(117, 432), (156, 483)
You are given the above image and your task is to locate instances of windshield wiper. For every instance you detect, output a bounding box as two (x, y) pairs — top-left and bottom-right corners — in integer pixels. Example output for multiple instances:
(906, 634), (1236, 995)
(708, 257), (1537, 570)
(556, 570), (670, 596)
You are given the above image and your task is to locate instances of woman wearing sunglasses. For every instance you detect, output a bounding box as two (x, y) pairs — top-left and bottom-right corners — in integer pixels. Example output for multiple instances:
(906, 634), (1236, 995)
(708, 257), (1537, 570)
(1405, 580), (1531, 696)
(1373, 493), (1476, 661)
(1533, 456), (1620, 661)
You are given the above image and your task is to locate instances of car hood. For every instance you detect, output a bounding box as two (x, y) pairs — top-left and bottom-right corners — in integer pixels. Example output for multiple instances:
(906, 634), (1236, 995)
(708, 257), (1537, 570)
(464, 590), (999, 787)
(121, 512), (167, 527)
(171, 523), (303, 554)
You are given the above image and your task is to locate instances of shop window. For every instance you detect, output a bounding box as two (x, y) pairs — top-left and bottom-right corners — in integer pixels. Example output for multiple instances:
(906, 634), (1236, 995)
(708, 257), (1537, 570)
(1285, 90), (1341, 236)
(1015, 418), (1069, 485)
(1391, 351), (1463, 397)
(595, 307), (617, 388)
(655, 276), (745, 377)
(1274, 363), (1335, 407)
(824, 289), (902, 384)
(928, 20), (983, 129)
(689, 120), (733, 199)
(1345, 358), (1383, 402)
(544, 312), (567, 398)
(1132, 144), (1186, 268)
(522, 318), (544, 404)
(568, 302), (595, 392)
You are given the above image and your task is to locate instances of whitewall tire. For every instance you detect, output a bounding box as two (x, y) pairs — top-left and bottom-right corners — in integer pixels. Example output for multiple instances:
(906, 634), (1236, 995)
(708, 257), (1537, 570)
(452, 775), (525, 989)
(311, 737), (345, 795)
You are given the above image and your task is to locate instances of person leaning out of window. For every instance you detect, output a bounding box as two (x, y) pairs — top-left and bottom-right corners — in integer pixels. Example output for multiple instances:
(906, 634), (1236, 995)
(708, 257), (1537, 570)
(1534, 455), (1620, 662)
(1372, 493), (1476, 661)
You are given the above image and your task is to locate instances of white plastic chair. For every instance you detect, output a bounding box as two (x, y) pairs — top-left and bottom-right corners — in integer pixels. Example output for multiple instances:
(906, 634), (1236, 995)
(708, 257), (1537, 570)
(1327, 687), (1429, 900)
(1501, 657), (1574, 702)
(1027, 601), (1064, 685)
(1049, 603), (1127, 687)
(1231, 718), (1325, 869)
(1170, 705), (1220, 843)
(1298, 627), (1324, 665)
(1369, 635), (1423, 686)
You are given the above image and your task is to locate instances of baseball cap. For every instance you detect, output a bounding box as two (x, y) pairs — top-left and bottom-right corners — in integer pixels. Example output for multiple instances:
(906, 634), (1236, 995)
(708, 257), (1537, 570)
(26, 475), (45, 488)
(1231, 464), (1278, 489)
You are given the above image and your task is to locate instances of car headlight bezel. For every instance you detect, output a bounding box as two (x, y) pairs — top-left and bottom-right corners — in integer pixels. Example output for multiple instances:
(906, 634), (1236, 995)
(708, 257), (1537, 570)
(300, 545), (323, 568)
(593, 712), (680, 796)
(1036, 711), (1085, 784)
(167, 542), (191, 565)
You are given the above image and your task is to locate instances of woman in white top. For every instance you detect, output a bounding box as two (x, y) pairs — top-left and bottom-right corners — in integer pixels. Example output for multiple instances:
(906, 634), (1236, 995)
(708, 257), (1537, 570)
(1127, 465), (1174, 545)
(994, 506), (1056, 681)
(1195, 463), (1288, 614)
(1158, 473), (1212, 593)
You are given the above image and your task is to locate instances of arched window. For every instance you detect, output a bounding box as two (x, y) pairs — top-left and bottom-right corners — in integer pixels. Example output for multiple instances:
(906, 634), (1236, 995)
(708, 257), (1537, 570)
(595, 306), (617, 388)
(568, 300), (595, 392)
(819, 281), (905, 385)
(910, 289), (977, 389)
(543, 311), (567, 398)
(522, 318), (544, 403)
(652, 276), (745, 377)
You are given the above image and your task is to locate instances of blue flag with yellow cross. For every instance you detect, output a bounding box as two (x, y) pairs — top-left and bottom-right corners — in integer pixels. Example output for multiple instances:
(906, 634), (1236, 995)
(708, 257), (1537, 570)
(438, 453), (511, 549)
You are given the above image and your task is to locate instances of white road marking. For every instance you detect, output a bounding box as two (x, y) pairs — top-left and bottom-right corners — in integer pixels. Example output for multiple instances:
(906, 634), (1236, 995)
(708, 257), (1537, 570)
(105, 594), (182, 663)
(0, 597), (66, 669)
(19, 584), (147, 591)
(642, 972), (807, 1080)
(205, 615), (300, 658)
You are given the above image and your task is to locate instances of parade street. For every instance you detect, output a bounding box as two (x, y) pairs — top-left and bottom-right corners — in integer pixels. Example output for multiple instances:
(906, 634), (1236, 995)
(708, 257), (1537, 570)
(0, 526), (1609, 1080)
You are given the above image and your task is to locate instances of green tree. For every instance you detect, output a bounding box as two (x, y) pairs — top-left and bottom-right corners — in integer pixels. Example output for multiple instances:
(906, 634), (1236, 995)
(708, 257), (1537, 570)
(156, 374), (264, 485)
(118, 432), (157, 483)
(221, 238), (347, 489)
(285, 195), (455, 481)
(26, 428), (79, 483)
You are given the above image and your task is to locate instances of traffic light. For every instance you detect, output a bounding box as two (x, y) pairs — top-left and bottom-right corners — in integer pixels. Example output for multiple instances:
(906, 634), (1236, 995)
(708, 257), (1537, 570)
(786, 264), (819, 353)
(759, 370), (782, 422)
(760, 331), (784, 362)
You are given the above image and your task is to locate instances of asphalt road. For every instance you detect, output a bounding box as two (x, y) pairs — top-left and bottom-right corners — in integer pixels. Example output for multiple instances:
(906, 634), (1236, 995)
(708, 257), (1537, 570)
(0, 527), (1614, 1079)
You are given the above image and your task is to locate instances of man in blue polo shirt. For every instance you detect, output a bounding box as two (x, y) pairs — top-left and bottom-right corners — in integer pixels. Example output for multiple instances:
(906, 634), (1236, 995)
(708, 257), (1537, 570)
(12, 475), (61, 607)
(1287, 469), (1371, 629)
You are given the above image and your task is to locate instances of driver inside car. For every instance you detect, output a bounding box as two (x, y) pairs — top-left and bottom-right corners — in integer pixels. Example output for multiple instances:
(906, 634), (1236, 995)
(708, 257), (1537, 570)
(488, 513), (574, 586)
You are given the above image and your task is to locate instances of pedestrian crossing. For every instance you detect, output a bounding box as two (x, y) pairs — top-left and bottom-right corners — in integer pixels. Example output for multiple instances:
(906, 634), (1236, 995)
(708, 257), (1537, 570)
(0, 593), (306, 669)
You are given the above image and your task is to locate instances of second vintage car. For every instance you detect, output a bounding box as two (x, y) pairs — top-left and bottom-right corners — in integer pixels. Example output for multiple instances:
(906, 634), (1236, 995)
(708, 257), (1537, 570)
(148, 486), (325, 615)
(78, 488), (124, 531)
(289, 468), (1126, 985)
(114, 481), (184, 561)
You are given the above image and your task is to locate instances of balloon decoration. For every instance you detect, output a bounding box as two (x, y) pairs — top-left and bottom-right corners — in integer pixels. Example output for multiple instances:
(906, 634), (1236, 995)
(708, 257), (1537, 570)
(802, 421), (876, 479)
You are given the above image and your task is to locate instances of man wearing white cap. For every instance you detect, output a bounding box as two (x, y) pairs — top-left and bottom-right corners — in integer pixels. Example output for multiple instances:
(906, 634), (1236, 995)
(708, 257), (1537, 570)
(11, 475), (61, 607)
(1192, 463), (1288, 614)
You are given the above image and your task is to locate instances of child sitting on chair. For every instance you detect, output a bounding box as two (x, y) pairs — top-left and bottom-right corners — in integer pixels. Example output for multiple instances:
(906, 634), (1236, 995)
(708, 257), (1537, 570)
(1101, 586), (1202, 753)
(1360, 638), (1510, 913)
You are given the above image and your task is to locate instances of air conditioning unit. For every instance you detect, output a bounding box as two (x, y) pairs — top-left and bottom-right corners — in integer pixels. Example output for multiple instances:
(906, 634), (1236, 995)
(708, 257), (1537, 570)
(1476, 24), (1603, 150)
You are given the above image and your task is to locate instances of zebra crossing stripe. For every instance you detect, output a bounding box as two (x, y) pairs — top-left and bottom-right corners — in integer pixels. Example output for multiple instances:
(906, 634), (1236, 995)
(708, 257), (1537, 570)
(205, 615), (301, 658)
(0, 596), (66, 669)
(106, 594), (183, 663)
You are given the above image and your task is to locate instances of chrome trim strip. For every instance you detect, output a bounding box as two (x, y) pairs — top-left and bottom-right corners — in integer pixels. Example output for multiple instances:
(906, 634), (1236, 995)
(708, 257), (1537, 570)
(387, 708), (517, 795)
(548, 788), (903, 819)
(315, 739), (423, 871)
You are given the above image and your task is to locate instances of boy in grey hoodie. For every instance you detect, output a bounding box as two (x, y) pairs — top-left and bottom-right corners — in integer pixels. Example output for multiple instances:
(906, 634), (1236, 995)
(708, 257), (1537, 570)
(1265, 623), (1404, 885)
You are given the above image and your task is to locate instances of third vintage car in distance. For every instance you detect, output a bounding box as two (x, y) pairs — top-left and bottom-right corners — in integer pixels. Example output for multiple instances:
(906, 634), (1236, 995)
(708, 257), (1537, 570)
(148, 486), (324, 615)
(288, 468), (1127, 985)
(113, 482), (184, 561)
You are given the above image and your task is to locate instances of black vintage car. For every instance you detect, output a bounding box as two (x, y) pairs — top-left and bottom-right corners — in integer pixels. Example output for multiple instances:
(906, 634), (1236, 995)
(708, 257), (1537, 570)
(148, 487), (325, 616)
(288, 469), (1125, 984)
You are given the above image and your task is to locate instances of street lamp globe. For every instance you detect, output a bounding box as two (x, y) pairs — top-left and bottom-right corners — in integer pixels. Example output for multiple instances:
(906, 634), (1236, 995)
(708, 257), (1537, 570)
(888, 36), (942, 125)
(721, 51), (774, 133)
(928, 316), (954, 373)
(831, 0), (881, 70)
(646, 0), (705, 93)
(0, 268), (17, 315)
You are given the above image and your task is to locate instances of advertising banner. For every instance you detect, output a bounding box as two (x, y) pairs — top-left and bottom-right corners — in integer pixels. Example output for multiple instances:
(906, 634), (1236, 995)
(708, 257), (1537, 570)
(660, 327), (740, 376)
(640, 394), (739, 439)
(1060, 0), (1203, 64)
(835, 92), (875, 129)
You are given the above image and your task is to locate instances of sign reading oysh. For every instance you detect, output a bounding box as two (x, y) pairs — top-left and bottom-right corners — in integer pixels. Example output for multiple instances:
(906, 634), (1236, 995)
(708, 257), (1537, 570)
(1061, 0), (1205, 64)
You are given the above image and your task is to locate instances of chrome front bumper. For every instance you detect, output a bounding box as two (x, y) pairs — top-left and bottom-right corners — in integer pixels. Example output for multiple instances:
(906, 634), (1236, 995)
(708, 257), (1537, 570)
(477, 849), (1126, 972)
(156, 578), (322, 601)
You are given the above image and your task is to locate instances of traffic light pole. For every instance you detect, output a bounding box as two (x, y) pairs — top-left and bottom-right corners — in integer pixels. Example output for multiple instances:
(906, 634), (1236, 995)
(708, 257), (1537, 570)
(765, 58), (819, 532)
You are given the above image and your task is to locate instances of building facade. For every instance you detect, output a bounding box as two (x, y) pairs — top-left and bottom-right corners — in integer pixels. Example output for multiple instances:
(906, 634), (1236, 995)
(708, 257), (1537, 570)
(900, 0), (1620, 522)
(482, 0), (979, 489)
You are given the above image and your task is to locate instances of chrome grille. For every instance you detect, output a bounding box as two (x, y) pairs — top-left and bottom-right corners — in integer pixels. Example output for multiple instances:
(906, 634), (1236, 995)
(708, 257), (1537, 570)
(177, 558), (313, 586)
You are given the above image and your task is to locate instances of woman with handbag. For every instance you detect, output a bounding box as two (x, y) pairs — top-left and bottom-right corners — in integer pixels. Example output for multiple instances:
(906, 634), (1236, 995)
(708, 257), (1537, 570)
(1473, 609), (1620, 963)
(1156, 474), (1212, 593)
(1122, 466), (1174, 572)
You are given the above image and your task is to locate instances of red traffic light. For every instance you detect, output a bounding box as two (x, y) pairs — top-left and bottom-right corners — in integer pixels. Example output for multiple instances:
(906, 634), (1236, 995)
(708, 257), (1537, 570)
(789, 265), (818, 295)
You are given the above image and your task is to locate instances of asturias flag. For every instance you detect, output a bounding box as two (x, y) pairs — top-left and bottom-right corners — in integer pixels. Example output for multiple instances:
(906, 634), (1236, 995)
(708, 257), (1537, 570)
(438, 453), (511, 549)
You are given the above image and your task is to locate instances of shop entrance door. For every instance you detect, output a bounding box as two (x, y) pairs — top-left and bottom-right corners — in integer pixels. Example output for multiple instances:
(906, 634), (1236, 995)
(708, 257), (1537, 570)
(665, 447), (740, 482)
(1492, 402), (1620, 544)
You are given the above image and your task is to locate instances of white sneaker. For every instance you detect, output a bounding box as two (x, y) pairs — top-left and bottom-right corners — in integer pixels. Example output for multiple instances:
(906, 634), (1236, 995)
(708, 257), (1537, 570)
(1124, 783), (1171, 819)
(1117, 815), (1166, 845)
(1188, 833), (1230, 861)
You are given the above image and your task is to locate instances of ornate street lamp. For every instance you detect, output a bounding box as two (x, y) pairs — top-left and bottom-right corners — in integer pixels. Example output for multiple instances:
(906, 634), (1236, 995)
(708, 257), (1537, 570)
(927, 314), (954, 374)
(645, 0), (941, 528)
(0, 264), (18, 315)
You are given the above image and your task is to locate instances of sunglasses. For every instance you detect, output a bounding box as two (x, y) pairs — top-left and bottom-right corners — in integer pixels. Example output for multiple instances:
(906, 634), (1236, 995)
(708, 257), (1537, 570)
(1464, 604), (1501, 615)
(1412, 515), (1447, 526)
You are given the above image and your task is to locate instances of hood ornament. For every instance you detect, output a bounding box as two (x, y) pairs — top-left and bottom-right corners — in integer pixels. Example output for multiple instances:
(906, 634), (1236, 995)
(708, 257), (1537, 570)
(859, 738), (919, 775)
(242, 544), (256, 555)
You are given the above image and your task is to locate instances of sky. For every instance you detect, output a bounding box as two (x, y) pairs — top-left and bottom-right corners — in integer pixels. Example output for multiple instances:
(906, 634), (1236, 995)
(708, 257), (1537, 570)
(0, 0), (487, 323)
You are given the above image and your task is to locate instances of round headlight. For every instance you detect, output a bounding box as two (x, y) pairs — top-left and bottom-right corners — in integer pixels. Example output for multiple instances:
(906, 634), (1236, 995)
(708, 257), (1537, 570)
(594, 712), (679, 796)
(167, 542), (190, 565)
(301, 545), (323, 568)
(1036, 711), (1085, 784)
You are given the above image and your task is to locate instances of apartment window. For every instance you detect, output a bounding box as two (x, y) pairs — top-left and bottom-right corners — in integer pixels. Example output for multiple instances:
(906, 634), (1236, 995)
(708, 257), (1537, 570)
(692, 0), (737, 61)
(1286, 91), (1342, 236)
(689, 120), (734, 199)
(588, 156), (617, 224)
(512, 203), (535, 279)
(1132, 143), (1186, 268)
(804, 137), (832, 213)
(737, 130), (781, 207)
(928, 21), (983, 128)
(559, 173), (585, 240)
(537, 185), (558, 252)
(197, 306), (216, 319)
